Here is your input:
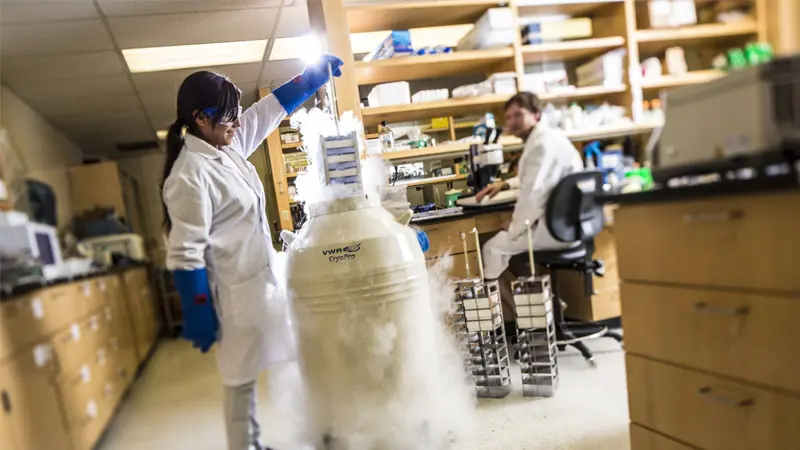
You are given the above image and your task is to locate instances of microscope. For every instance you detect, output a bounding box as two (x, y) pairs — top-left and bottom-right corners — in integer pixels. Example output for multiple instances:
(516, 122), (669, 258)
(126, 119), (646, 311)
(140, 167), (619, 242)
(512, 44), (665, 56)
(467, 126), (504, 193)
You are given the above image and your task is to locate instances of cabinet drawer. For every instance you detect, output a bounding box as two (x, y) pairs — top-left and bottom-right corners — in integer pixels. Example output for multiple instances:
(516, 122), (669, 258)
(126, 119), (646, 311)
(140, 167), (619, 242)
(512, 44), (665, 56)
(52, 312), (109, 374)
(622, 283), (800, 393)
(426, 251), (480, 281)
(419, 218), (477, 256)
(630, 424), (693, 450)
(57, 345), (115, 427)
(615, 191), (800, 292)
(627, 355), (800, 450)
(0, 294), (46, 361)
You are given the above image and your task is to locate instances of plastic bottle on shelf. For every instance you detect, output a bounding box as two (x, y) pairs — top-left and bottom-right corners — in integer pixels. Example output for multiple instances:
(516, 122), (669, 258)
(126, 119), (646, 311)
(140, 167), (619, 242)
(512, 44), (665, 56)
(378, 121), (395, 152)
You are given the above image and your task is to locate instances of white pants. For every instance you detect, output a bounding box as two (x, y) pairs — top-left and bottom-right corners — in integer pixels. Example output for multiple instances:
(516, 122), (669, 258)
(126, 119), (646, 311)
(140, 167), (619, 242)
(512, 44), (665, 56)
(224, 381), (262, 450)
(482, 228), (578, 279)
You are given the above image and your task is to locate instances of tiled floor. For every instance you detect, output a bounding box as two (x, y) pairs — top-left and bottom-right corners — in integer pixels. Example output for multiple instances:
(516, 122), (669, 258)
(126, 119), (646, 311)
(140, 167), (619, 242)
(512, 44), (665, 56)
(99, 337), (629, 450)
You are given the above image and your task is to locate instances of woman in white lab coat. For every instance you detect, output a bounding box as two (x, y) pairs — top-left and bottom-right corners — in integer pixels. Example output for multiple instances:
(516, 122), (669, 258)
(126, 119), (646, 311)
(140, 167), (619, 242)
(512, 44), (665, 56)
(477, 92), (583, 280)
(161, 56), (342, 450)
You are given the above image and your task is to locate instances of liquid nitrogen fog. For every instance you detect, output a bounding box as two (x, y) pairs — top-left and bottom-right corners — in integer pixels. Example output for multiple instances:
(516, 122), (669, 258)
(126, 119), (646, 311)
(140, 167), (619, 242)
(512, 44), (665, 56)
(282, 109), (474, 449)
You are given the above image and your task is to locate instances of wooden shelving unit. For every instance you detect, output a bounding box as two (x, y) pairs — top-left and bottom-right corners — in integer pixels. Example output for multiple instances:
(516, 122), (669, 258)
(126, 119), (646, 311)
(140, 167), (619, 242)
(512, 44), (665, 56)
(346, 0), (499, 33)
(636, 20), (759, 53)
(563, 122), (663, 142)
(260, 0), (768, 232)
(362, 94), (511, 126)
(355, 47), (515, 85)
(522, 36), (625, 63)
(396, 174), (469, 187)
(641, 70), (726, 90)
(516, 0), (623, 17)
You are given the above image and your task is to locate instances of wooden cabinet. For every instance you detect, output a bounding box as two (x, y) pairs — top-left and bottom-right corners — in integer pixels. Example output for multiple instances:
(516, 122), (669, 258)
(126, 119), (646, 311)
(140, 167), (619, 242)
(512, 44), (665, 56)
(0, 268), (158, 450)
(123, 268), (159, 363)
(629, 424), (695, 450)
(617, 190), (800, 450)
(0, 348), (71, 450)
(627, 356), (800, 450)
(622, 282), (800, 393)
(615, 191), (800, 292)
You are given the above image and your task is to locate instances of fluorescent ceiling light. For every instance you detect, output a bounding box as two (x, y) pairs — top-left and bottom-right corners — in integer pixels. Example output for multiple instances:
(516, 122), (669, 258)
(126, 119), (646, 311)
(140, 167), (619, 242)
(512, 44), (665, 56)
(270, 35), (322, 62)
(123, 40), (268, 73)
(350, 25), (474, 54)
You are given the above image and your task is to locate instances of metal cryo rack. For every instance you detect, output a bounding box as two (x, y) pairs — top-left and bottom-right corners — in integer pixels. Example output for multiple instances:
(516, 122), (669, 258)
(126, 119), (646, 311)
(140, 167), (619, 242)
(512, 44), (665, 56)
(450, 229), (512, 398)
(514, 220), (558, 397)
(513, 275), (558, 397)
(453, 278), (512, 398)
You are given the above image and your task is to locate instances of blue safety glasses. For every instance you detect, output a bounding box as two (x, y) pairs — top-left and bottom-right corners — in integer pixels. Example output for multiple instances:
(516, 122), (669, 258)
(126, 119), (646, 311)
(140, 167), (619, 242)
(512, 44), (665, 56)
(201, 105), (242, 126)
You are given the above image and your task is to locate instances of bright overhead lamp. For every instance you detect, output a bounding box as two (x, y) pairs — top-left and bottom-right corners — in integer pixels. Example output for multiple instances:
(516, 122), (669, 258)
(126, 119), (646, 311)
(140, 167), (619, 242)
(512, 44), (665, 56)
(122, 40), (268, 73)
(270, 35), (322, 63)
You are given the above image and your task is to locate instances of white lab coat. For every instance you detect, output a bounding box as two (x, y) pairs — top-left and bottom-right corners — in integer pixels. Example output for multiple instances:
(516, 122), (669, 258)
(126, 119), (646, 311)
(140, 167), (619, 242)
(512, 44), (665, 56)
(482, 123), (584, 279)
(164, 94), (295, 387)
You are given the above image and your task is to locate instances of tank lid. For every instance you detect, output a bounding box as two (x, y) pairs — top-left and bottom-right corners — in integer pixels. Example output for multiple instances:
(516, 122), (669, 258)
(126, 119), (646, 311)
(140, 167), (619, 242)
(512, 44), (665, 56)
(307, 195), (372, 217)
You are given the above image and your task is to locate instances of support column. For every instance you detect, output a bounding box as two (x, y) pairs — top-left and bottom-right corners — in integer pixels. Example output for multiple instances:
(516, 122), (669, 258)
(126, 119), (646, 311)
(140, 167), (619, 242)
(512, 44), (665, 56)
(764, 0), (800, 55)
(307, 0), (362, 121)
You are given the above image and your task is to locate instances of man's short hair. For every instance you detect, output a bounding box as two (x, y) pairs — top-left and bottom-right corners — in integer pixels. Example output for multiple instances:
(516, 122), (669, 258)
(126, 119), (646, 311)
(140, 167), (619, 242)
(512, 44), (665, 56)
(504, 92), (542, 115)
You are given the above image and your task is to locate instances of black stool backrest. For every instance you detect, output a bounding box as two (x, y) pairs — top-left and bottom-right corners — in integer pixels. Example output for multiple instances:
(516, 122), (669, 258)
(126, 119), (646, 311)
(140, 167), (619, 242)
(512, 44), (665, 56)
(544, 170), (605, 243)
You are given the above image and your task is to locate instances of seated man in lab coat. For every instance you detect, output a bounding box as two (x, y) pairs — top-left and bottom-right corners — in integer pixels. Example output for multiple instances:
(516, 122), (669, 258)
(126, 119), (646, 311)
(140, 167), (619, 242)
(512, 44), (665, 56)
(476, 92), (583, 318)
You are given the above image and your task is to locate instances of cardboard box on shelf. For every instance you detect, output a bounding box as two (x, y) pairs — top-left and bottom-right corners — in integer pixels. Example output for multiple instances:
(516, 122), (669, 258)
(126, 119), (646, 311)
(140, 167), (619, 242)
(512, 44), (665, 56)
(457, 8), (516, 51)
(367, 81), (411, 107)
(521, 18), (593, 45)
(637, 0), (698, 29)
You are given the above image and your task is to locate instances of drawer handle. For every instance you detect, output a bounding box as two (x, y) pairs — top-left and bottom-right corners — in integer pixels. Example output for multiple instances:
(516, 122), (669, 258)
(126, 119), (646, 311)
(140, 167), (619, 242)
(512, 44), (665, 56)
(682, 210), (744, 223)
(697, 386), (754, 408)
(694, 302), (750, 317)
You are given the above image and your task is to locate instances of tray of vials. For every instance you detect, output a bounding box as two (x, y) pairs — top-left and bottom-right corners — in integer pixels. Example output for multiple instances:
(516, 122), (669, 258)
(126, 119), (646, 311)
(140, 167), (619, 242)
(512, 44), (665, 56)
(513, 275), (559, 397)
(452, 278), (512, 398)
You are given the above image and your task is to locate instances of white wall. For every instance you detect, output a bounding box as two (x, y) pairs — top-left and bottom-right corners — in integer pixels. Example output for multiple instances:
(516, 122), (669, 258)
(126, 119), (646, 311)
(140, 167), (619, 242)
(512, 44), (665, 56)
(1, 85), (84, 227)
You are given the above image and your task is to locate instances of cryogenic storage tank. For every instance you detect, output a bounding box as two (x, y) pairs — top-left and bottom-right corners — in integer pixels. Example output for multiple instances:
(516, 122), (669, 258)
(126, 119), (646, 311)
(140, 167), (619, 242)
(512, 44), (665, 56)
(284, 194), (439, 448)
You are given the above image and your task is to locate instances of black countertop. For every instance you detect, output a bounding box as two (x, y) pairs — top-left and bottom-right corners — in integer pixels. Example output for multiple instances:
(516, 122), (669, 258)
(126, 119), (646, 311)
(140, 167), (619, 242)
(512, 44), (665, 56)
(1, 263), (149, 302)
(411, 203), (515, 227)
(600, 150), (800, 205)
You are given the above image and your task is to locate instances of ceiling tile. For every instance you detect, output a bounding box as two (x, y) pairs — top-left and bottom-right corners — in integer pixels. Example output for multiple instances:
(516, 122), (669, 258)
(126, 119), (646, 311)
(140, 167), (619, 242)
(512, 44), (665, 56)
(33, 93), (142, 118)
(97, 0), (281, 16)
(259, 59), (303, 85)
(273, 4), (309, 38)
(52, 109), (151, 130)
(107, 9), (279, 49)
(130, 62), (261, 93)
(8, 75), (135, 105)
(1, 1), (99, 24)
(1, 52), (126, 84)
(2, 19), (114, 55)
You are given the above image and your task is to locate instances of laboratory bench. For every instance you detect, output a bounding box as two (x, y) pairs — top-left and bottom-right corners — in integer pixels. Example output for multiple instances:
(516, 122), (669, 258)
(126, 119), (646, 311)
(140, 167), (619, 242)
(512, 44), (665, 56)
(413, 201), (621, 323)
(603, 163), (800, 450)
(0, 266), (160, 450)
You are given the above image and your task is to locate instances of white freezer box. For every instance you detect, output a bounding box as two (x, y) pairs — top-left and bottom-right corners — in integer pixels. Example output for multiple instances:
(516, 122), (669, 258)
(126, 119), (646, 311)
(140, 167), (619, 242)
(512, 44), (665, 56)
(461, 296), (500, 311)
(515, 302), (552, 318)
(513, 291), (551, 307)
(517, 310), (554, 330)
(465, 304), (501, 320)
(465, 314), (503, 332)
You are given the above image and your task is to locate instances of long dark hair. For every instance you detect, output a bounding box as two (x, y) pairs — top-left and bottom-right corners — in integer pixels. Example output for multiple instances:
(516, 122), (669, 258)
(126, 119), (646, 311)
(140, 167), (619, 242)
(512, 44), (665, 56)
(161, 71), (241, 230)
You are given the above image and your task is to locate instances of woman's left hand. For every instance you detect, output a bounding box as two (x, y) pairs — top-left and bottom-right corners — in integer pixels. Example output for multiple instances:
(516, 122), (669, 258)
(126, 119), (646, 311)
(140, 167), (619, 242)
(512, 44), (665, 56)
(273, 54), (344, 114)
(303, 54), (344, 92)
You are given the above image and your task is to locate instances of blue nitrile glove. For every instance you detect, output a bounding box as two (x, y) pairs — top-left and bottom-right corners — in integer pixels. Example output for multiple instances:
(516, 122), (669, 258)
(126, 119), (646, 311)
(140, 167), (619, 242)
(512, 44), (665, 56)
(173, 268), (218, 353)
(416, 230), (430, 253)
(273, 54), (344, 114)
